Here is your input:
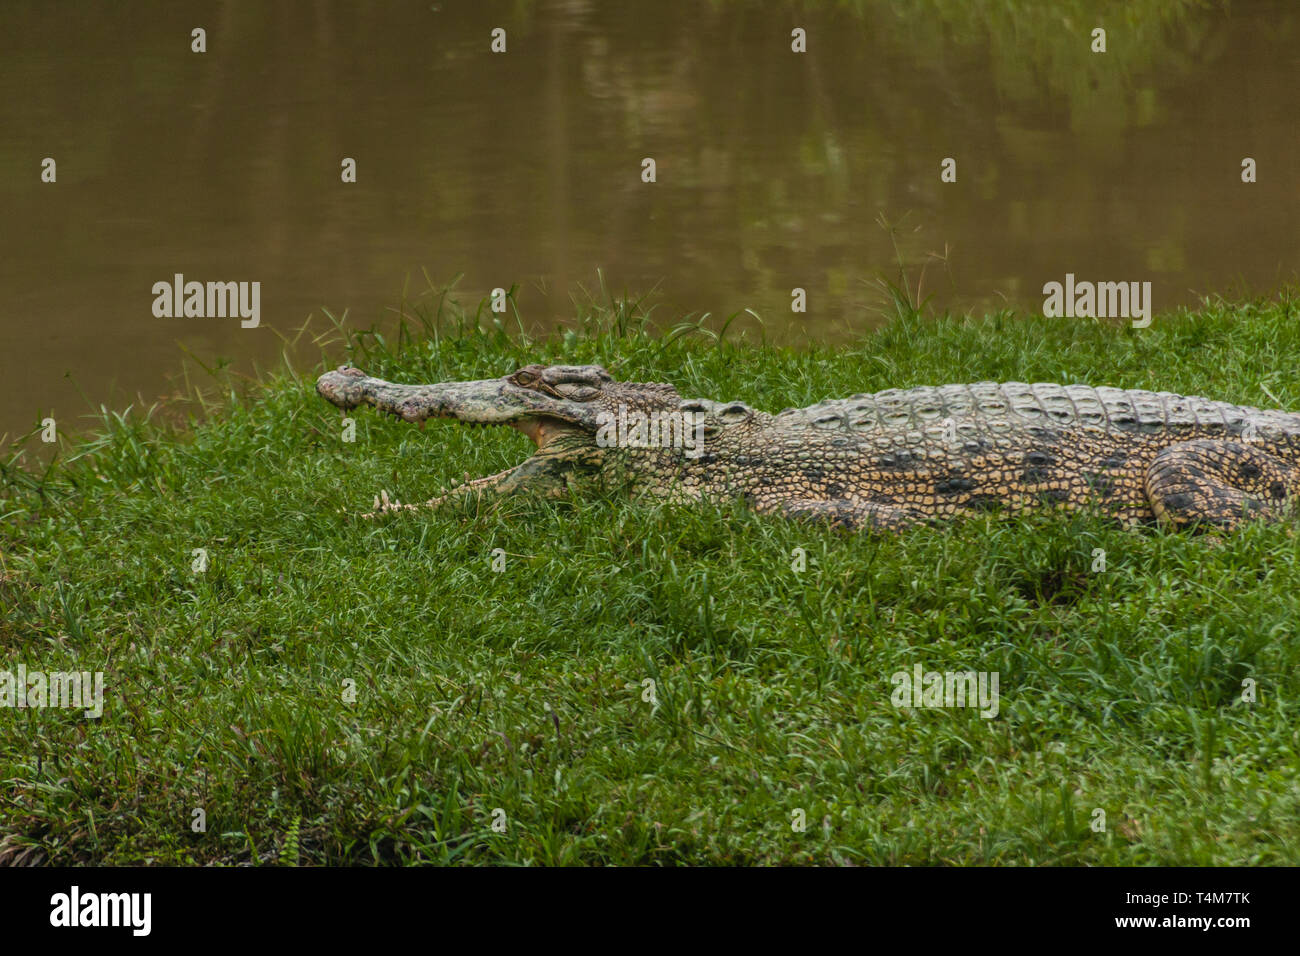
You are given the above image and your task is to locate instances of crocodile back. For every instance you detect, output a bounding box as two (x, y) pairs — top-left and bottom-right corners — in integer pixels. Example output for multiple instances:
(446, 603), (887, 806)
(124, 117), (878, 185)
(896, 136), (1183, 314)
(778, 382), (1300, 442)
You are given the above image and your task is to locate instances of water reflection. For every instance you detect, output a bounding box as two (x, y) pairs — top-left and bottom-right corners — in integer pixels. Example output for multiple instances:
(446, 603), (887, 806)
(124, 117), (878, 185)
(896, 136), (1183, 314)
(0, 0), (1295, 444)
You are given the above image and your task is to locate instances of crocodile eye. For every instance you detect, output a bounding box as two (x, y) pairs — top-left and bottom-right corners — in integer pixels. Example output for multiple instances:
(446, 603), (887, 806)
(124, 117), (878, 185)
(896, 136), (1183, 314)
(554, 384), (599, 401)
(511, 370), (537, 386)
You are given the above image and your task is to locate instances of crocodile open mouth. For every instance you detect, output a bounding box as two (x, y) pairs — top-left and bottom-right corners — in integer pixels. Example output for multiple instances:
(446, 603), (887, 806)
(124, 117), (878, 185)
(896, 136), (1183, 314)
(315, 364), (610, 512)
(508, 415), (585, 449)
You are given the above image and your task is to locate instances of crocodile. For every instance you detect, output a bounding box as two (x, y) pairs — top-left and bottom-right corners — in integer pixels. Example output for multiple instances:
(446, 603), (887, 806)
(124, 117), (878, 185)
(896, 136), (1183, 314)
(315, 363), (1300, 531)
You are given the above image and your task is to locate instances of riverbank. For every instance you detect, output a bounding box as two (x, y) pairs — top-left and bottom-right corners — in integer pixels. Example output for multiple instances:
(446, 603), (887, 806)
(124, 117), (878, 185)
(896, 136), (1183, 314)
(2, 290), (1297, 864)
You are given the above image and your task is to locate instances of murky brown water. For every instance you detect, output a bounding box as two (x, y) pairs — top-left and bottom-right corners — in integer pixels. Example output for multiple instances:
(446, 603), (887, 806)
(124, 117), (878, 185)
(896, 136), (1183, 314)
(2, 0), (1297, 446)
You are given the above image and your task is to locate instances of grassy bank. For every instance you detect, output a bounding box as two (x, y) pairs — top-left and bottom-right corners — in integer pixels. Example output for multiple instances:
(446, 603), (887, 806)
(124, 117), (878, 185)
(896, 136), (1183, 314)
(2, 289), (1299, 865)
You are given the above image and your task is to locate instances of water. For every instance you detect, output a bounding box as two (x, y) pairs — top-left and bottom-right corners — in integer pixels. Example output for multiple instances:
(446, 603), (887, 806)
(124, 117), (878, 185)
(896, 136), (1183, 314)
(2, 0), (1297, 445)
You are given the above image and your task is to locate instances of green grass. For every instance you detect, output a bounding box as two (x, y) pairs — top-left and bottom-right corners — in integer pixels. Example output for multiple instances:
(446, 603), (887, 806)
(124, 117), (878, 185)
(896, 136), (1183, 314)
(2, 286), (1299, 865)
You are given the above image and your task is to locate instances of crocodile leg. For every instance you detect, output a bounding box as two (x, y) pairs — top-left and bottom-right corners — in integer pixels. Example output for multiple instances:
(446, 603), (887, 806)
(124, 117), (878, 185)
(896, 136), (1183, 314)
(366, 453), (588, 517)
(368, 464), (528, 516)
(1145, 440), (1300, 529)
(774, 498), (929, 532)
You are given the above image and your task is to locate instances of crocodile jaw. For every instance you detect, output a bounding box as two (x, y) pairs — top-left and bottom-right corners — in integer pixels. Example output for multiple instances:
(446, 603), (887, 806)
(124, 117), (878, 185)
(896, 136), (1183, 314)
(510, 415), (587, 449)
(315, 365), (593, 451)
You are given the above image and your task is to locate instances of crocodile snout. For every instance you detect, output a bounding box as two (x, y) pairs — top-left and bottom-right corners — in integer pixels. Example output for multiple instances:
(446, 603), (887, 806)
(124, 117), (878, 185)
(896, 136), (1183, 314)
(316, 365), (368, 409)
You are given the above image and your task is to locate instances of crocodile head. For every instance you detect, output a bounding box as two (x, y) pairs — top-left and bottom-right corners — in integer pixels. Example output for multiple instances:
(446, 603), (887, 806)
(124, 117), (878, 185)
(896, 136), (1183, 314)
(316, 363), (693, 483)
